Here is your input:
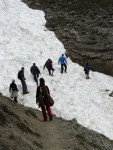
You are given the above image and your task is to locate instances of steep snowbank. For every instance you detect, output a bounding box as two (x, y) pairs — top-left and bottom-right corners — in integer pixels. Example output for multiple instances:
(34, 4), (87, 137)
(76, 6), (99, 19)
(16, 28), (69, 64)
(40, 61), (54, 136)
(0, 0), (113, 140)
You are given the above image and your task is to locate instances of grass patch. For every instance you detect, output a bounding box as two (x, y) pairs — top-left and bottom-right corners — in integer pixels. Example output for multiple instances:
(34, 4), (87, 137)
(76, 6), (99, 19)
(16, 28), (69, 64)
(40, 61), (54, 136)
(17, 122), (40, 138)
(76, 134), (86, 142)
(89, 142), (100, 149)
(76, 134), (100, 149)
(0, 110), (6, 126)
(33, 141), (43, 149)
(0, 145), (11, 150)
(25, 109), (37, 118)
(1, 105), (20, 121)
(24, 119), (29, 126)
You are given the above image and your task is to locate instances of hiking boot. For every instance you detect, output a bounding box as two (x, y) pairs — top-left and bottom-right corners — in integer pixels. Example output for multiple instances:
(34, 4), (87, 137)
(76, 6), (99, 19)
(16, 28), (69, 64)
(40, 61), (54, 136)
(23, 91), (30, 95)
(49, 115), (52, 121)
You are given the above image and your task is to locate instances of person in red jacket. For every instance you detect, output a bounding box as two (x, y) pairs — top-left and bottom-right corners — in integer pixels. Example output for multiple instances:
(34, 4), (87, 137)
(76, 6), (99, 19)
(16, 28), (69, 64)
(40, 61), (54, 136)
(43, 59), (54, 76)
(36, 78), (52, 121)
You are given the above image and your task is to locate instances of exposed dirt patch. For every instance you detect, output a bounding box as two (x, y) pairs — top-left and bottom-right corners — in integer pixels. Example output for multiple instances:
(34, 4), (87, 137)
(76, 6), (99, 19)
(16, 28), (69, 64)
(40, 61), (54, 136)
(0, 95), (113, 150)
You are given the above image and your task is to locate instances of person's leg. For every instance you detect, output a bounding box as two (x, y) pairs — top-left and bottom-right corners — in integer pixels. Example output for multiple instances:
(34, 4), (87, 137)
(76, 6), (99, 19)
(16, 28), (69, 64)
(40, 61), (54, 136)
(45, 102), (52, 121)
(64, 63), (67, 73)
(61, 64), (63, 73)
(34, 74), (38, 85)
(21, 79), (28, 94)
(51, 67), (54, 76)
(41, 106), (47, 121)
(14, 97), (17, 103)
(47, 68), (51, 75)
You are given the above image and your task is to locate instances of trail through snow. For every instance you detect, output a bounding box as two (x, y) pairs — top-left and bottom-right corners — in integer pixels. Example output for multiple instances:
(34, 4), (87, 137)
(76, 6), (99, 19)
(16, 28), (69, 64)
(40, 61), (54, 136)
(1, 0), (113, 140)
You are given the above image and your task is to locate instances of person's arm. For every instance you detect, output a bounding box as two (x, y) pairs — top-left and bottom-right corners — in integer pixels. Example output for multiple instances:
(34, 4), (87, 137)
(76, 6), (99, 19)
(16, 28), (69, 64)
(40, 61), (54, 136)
(36, 86), (40, 102)
(58, 57), (60, 65)
(37, 67), (41, 75)
(64, 57), (67, 64)
(46, 86), (50, 95)
(15, 84), (19, 91)
(30, 66), (33, 74)
(43, 62), (47, 70)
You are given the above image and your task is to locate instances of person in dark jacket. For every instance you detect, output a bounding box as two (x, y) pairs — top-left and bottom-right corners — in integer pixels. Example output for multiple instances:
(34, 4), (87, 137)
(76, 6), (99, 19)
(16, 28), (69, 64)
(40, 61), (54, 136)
(58, 54), (67, 73)
(36, 78), (52, 121)
(43, 59), (54, 76)
(9, 79), (19, 102)
(84, 61), (90, 79)
(18, 67), (29, 94)
(30, 63), (41, 85)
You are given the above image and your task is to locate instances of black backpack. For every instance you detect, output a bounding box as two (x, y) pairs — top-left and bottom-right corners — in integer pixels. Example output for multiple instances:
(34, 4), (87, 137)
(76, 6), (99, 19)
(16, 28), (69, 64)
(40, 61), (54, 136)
(18, 71), (21, 80)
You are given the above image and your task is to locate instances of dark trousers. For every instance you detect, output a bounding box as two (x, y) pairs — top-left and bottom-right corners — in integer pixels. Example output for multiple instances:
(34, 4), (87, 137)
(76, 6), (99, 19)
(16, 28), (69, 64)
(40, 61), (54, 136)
(14, 97), (17, 103)
(85, 70), (89, 79)
(20, 79), (28, 94)
(47, 67), (54, 76)
(61, 63), (67, 73)
(41, 101), (52, 121)
(33, 74), (38, 85)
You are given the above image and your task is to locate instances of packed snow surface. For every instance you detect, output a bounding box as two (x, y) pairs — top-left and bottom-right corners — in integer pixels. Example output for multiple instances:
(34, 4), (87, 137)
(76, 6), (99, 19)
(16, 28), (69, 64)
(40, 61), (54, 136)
(1, 0), (113, 140)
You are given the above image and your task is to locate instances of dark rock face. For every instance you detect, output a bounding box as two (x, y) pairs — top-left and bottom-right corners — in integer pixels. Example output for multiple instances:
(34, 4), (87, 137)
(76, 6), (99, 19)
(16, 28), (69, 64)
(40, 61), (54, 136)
(23, 0), (113, 76)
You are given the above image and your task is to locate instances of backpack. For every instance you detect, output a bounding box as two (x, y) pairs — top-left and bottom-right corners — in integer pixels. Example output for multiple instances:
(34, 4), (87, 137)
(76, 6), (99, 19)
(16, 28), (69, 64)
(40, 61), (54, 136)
(18, 71), (21, 80)
(36, 86), (54, 107)
(36, 86), (48, 107)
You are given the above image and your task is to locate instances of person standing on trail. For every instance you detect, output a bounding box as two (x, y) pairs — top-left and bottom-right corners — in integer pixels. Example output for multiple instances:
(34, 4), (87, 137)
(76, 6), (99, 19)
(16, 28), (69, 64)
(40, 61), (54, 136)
(30, 63), (41, 85)
(18, 67), (29, 94)
(43, 59), (54, 76)
(36, 78), (52, 121)
(58, 54), (67, 73)
(84, 61), (90, 79)
(9, 79), (19, 103)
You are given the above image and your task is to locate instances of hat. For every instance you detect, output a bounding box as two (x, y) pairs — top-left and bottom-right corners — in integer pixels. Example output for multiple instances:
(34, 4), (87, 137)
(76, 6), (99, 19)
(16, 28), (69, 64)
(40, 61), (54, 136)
(12, 79), (15, 82)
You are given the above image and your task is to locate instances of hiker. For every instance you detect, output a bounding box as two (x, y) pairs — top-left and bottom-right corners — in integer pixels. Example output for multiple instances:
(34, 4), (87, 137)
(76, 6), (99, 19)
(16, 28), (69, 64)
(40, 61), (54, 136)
(30, 63), (41, 85)
(36, 78), (52, 121)
(43, 59), (54, 76)
(84, 61), (90, 79)
(18, 67), (29, 94)
(9, 79), (19, 103)
(58, 54), (67, 73)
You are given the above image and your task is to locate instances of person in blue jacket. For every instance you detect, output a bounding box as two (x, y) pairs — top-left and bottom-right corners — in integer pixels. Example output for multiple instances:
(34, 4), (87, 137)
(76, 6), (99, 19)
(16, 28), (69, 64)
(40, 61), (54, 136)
(84, 61), (90, 79)
(58, 54), (67, 73)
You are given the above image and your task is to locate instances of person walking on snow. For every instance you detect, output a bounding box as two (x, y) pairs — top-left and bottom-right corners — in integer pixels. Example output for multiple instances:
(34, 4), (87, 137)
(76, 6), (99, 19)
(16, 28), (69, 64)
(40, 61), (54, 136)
(84, 61), (90, 79)
(18, 67), (29, 94)
(58, 54), (67, 73)
(43, 59), (54, 76)
(30, 63), (41, 85)
(9, 79), (19, 103)
(36, 78), (52, 121)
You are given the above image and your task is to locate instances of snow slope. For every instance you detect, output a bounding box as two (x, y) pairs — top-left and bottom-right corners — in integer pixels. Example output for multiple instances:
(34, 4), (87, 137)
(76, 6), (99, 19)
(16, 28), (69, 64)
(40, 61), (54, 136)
(1, 0), (113, 140)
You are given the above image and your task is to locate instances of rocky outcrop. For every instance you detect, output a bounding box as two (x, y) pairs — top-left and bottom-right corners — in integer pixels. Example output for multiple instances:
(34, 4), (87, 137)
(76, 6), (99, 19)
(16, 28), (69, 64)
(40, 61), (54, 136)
(1, 95), (113, 150)
(23, 0), (113, 76)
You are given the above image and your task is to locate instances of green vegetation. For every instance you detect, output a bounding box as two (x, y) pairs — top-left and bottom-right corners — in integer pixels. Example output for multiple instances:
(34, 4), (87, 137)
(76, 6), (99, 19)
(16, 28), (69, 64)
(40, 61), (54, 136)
(1, 105), (20, 121)
(17, 122), (40, 138)
(0, 145), (11, 150)
(76, 134), (100, 149)
(0, 110), (6, 126)
(33, 141), (43, 149)
(25, 109), (37, 118)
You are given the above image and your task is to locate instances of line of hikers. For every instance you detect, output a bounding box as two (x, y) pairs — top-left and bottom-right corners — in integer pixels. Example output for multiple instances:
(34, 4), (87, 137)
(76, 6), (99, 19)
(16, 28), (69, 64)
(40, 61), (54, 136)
(9, 54), (90, 121)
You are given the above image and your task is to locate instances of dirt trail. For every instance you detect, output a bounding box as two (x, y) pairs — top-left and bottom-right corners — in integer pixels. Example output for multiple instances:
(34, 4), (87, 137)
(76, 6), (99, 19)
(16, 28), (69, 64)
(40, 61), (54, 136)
(36, 112), (71, 150)
(0, 96), (113, 150)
